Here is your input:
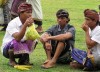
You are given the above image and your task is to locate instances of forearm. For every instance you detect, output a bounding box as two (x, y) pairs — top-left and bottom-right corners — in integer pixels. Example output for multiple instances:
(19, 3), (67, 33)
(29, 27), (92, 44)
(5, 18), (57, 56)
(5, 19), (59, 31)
(85, 31), (94, 49)
(85, 31), (91, 45)
(13, 24), (27, 41)
(48, 33), (72, 41)
(13, 16), (34, 41)
(48, 35), (64, 41)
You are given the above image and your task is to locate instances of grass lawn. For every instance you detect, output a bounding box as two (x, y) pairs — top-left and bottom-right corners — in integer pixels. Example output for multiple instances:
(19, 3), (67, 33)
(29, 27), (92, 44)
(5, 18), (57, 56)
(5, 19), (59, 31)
(0, 0), (100, 72)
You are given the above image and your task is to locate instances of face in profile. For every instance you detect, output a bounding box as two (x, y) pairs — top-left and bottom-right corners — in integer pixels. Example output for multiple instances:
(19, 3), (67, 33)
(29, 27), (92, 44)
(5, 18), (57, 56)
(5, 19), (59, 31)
(21, 10), (32, 20)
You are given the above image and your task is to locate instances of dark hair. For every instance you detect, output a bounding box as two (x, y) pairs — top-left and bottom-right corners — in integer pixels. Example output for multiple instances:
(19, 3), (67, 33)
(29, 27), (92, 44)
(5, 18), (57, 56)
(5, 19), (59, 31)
(56, 9), (70, 23)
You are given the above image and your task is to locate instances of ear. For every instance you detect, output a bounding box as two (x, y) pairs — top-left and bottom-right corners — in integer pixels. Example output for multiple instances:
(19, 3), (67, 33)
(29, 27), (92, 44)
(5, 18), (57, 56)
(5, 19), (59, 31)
(93, 19), (97, 23)
(66, 18), (70, 23)
(92, 19), (97, 25)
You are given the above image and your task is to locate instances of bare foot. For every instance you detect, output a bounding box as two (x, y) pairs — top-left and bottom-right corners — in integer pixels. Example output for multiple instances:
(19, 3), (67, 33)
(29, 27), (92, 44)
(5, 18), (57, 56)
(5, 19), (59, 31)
(9, 61), (17, 67)
(41, 60), (55, 69)
(43, 60), (50, 64)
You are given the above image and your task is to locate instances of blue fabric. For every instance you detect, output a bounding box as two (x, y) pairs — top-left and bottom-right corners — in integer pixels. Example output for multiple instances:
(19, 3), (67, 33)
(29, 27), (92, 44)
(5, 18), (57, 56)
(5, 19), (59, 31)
(71, 48), (94, 68)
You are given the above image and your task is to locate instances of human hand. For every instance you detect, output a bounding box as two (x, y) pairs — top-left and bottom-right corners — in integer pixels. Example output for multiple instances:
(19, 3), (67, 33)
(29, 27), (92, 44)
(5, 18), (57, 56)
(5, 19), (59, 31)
(43, 37), (49, 42)
(24, 16), (34, 27)
(40, 33), (50, 42)
(81, 22), (89, 32)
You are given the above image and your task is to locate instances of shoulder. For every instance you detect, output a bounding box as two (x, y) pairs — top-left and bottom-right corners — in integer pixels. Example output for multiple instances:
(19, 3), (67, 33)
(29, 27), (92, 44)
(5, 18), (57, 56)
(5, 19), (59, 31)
(8, 17), (20, 26)
(66, 24), (75, 31)
(97, 26), (100, 29)
(8, 17), (19, 24)
(45, 24), (59, 33)
(6, 17), (21, 31)
(48, 24), (58, 29)
(67, 24), (75, 28)
(94, 26), (100, 32)
(51, 24), (58, 28)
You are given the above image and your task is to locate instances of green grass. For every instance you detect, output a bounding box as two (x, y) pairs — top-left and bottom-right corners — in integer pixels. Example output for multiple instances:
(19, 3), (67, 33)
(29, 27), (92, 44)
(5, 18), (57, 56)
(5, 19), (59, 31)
(0, 0), (100, 72)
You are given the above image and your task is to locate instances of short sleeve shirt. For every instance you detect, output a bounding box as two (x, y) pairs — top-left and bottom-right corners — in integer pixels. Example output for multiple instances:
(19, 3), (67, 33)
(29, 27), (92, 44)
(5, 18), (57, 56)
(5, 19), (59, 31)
(89, 25), (100, 65)
(1, 17), (25, 53)
(45, 24), (75, 49)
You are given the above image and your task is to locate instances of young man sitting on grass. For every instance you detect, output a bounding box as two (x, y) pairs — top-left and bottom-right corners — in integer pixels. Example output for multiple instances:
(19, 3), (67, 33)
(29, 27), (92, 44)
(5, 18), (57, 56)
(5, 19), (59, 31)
(70, 9), (100, 71)
(40, 9), (76, 69)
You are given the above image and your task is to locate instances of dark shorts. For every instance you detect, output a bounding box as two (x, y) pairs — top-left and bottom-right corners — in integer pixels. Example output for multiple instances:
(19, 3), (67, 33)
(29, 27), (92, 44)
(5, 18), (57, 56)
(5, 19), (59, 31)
(51, 41), (72, 63)
(57, 51), (72, 64)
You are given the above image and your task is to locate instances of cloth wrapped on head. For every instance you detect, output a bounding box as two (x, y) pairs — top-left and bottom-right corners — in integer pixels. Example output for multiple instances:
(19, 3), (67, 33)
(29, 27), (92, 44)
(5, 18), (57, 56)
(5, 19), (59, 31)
(56, 9), (70, 23)
(84, 9), (99, 21)
(56, 9), (69, 18)
(18, 2), (32, 13)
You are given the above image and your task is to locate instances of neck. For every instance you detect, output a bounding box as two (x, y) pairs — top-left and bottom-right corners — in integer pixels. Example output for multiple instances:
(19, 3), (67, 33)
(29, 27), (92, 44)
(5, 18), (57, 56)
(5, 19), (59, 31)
(60, 25), (65, 29)
(19, 16), (25, 24)
(90, 25), (97, 30)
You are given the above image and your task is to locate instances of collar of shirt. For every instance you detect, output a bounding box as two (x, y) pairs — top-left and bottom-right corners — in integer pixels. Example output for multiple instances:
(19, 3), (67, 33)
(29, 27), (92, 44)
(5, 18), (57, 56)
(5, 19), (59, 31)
(17, 16), (23, 27)
(57, 24), (69, 32)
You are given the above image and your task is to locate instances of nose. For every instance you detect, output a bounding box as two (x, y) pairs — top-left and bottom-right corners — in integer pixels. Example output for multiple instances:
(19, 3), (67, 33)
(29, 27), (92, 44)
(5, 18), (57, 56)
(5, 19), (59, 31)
(84, 20), (88, 25)
(29, 13), (32, 17)
(58, 18), (62, 22)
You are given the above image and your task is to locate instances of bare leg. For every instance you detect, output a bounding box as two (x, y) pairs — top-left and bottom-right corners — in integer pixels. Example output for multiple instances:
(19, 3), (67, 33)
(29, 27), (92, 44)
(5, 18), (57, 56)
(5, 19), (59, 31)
(8, 49), (17, 67)
(43, 43), (52, 64)
(42, 42), (65, 69)
(40, 34), (52, 64)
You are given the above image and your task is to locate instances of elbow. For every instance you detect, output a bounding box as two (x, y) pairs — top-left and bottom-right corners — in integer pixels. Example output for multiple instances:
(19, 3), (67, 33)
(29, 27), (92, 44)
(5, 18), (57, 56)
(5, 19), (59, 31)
(15, 37), (21, 42)
(87, 43), (95, 49)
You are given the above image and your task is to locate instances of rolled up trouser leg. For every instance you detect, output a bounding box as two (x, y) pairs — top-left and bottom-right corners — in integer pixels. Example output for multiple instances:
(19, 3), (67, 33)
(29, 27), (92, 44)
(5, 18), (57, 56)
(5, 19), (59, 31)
(8, 49), (16, 62)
